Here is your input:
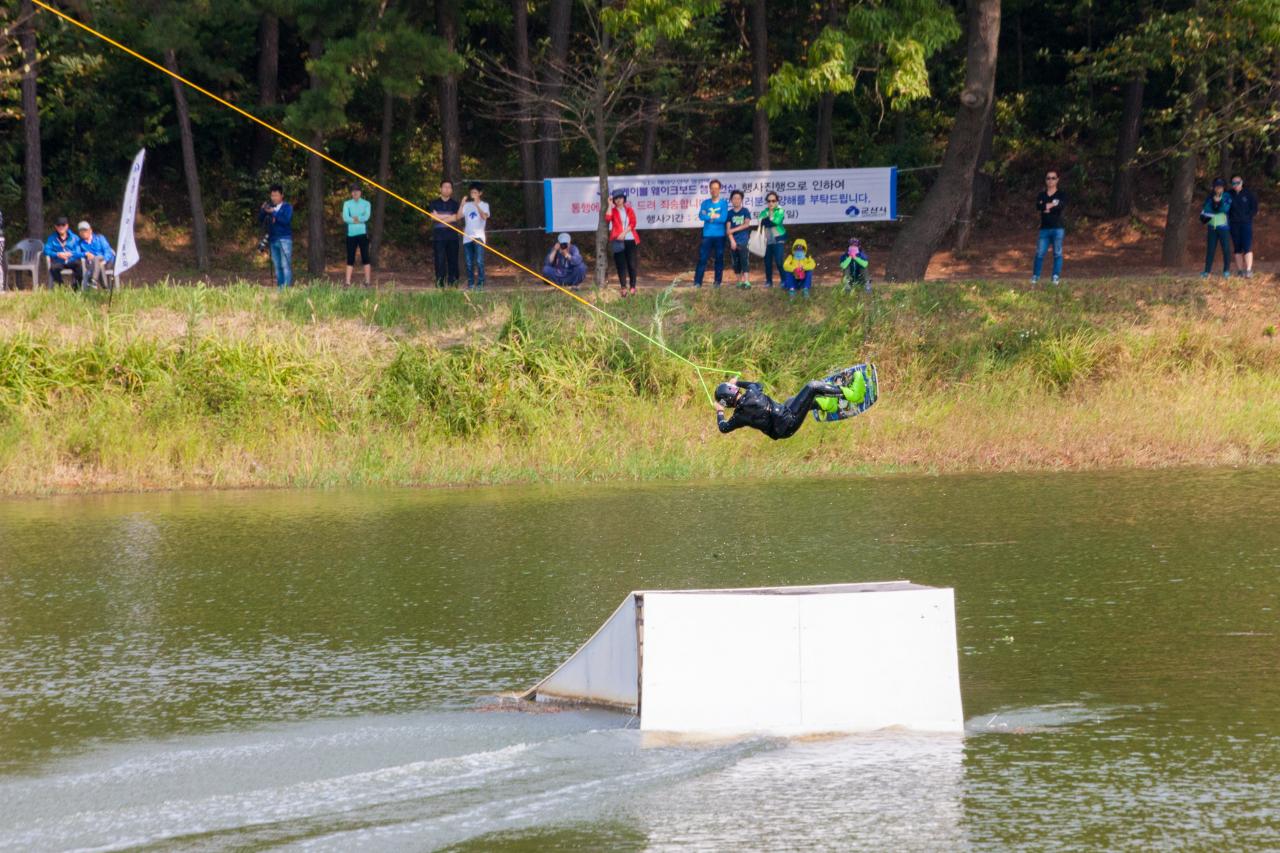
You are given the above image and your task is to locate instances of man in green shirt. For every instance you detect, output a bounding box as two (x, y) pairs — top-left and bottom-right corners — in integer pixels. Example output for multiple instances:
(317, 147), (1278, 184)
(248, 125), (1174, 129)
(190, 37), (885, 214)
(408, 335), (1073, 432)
(342, 184), (373, 286)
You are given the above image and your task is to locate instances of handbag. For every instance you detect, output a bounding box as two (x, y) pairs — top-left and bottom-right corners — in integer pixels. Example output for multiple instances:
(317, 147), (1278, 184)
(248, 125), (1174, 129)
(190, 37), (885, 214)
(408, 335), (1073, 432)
(748, 222), (768, 257)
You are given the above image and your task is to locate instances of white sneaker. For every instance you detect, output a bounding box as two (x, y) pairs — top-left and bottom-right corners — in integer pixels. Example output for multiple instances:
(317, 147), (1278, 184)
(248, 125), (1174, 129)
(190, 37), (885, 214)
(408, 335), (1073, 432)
(1030, 276), (1039, 285)
(1051, 275), (1060, 286)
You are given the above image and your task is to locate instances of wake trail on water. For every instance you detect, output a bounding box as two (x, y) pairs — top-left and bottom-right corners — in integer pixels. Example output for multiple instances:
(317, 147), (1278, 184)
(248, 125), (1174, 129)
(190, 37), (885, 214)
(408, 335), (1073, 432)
(0, 709), (771, 852)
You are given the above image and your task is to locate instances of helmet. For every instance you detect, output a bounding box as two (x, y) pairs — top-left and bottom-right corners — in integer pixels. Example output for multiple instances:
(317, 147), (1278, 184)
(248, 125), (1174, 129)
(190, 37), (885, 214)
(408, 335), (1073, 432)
(714, 383), (739, 406)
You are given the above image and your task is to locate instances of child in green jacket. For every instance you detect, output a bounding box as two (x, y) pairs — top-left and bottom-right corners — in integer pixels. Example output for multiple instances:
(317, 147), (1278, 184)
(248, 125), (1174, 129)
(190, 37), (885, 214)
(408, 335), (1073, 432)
(840, 238), (871, 293)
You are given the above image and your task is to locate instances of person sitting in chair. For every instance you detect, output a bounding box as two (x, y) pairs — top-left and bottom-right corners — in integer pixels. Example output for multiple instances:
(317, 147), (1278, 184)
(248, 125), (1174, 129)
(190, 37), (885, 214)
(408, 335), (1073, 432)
(76, 220), (116, 290)
(43, 216), (84, 289)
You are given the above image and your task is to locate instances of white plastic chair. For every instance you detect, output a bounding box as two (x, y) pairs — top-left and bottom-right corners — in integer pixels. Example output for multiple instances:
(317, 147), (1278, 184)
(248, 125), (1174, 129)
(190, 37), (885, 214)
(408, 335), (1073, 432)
(43, 253), (81, 289)
(6, 238), (43, 290)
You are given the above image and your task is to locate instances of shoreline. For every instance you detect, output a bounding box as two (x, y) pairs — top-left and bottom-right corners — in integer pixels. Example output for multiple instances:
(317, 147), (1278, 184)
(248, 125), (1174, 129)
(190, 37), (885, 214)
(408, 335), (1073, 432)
(2, 275), (1278, 497)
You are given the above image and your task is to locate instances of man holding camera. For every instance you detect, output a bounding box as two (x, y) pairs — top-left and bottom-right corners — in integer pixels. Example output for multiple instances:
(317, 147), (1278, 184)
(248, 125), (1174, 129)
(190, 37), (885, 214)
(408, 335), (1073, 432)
(541, 232), (587, 288)
(258, 184), (294, 288)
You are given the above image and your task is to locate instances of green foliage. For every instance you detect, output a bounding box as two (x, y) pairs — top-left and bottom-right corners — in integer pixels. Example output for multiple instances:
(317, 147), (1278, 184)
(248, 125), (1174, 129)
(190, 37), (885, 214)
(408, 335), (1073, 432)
(763, 0), (959, 116)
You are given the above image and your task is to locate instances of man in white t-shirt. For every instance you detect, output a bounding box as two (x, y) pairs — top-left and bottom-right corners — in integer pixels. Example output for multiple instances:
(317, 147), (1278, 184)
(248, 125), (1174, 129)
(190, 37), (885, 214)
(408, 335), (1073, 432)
(461, 182), (491, 290)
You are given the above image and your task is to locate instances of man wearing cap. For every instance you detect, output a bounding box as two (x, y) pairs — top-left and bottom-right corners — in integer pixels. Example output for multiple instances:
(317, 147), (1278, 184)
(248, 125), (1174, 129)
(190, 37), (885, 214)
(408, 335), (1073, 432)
(713, 377), (850, 440)
(77, 220), (116, 290)
(1227, 175), (1258, 278)
(542, 233), (587, 288)
(342, 184), (372, 287)
(43, 216), (84, 289)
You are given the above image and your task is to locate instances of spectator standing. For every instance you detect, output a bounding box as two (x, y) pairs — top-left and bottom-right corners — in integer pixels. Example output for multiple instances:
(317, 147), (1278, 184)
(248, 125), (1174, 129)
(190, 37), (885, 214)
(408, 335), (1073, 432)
(43, 216), (84, 289)
(258, 185), (294, 288)
(342, 185), (372, 287)
(76, 220), (116, 290)
(606, 192), (639, 296)
(693, 179), (729, 288)
(1200, 177), (1232, 279)
(1228, 175), (1258, 278)
(1031, 170), (1066, 286)
(461, 182), (491, 291)
(726, 190), (754, 289)
(759, 192), (786, 288)
(428, 180), (461, 288)
(542, 233), (587, 288)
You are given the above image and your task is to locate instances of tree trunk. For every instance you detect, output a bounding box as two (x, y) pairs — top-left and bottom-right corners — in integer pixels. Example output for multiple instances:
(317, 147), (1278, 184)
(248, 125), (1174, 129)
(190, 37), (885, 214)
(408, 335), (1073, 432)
(953, 103), (996, 252)
(1269, 80), (1280, 179)
(513, 0), (542, 264)
(307, 38), (325, 277)
(1109, 75), (1144, 217)
(436, 0), (462, 182)
(1218, 62), (1234, 180)
(1161, 77), (1207, 267)
(593, 71), (609, 288)
(640, 113), (660, 173)
(816, 93), (835, 168)
(163, 49), (210, 272)
(19, 0), (43, 239)
(538, 0), (572, 180)
(371, 91), (393, 267)
(886, 0), (1001, 282)
(250, 12), (279, 174)
(749, 0), (769, 169)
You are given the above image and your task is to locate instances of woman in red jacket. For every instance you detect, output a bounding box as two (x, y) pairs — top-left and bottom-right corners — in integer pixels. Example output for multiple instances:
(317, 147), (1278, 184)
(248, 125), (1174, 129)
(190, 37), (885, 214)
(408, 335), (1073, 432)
(606, 192), (640, 296)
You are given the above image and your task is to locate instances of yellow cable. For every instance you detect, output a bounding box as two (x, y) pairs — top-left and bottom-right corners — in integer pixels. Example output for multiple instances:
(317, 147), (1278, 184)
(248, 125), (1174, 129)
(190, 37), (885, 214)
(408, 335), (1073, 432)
(31, 0), (738, 402)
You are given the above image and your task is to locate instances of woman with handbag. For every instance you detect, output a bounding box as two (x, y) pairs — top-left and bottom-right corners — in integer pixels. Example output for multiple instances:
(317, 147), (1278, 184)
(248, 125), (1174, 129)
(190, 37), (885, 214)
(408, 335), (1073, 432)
(606, 192), (640, 296)
(758, 192), (787, 288)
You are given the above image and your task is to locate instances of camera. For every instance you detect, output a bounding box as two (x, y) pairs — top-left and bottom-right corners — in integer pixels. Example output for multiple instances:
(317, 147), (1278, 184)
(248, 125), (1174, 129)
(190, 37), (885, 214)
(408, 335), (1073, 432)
(257, 232), (271, 253)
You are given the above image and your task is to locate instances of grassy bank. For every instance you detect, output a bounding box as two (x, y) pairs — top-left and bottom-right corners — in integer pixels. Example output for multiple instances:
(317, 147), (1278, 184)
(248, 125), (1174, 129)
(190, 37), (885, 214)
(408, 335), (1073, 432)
(2, 277), (1278, 495)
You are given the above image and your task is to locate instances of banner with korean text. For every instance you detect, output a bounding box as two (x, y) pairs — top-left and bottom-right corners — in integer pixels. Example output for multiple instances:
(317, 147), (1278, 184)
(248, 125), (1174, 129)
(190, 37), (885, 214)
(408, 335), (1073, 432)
(543, 167), (896, 233)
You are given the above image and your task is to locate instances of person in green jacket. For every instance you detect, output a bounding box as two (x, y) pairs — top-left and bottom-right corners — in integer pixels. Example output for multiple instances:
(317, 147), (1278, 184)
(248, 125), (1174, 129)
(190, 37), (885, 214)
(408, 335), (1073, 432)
(840, 238), (871, 293)
(342, 184), (372, 286)
(759, 192), (786, 288)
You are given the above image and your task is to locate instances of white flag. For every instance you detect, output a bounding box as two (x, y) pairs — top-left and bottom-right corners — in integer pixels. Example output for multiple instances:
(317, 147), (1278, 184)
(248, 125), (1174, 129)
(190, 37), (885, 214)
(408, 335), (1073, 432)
(114, 149), (146, 278)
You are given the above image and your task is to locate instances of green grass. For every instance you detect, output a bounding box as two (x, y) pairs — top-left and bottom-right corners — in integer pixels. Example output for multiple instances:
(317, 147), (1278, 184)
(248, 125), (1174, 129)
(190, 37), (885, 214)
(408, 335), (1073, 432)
(2, 276), (1278, 494)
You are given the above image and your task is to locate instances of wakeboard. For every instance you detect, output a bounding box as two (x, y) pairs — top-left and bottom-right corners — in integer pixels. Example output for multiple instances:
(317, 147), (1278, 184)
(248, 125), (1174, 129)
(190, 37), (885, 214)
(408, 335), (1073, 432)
(812, 363), (878, 422)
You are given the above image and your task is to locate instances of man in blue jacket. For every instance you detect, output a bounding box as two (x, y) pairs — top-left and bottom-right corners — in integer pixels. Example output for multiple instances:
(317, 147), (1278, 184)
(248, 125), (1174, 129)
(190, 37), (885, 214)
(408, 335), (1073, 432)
(258, 184), (294, 288)
(693, 179), (729, 288)
(76, 220), (116, 290)
(1228, 175), (1258, 278)
(43, 216), (84, 289)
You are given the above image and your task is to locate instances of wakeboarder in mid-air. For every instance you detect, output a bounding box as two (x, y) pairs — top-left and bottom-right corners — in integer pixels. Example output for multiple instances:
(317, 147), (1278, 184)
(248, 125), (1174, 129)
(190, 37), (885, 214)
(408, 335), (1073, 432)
(714, 377), (856, 440)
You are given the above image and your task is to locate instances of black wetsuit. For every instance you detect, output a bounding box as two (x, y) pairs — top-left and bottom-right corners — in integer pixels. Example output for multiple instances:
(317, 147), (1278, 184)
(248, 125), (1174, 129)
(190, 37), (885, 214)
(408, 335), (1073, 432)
(716, 380), (843, 440)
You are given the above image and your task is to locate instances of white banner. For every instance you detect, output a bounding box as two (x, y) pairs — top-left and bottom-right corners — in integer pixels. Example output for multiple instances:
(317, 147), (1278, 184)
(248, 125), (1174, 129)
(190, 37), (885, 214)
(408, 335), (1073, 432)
(543, 167), (896, 233)
(114, 148), (146, 277)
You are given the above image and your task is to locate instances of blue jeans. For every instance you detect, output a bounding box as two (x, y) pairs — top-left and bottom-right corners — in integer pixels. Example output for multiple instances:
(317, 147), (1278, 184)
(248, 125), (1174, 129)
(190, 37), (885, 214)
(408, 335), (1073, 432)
(762, 242), (785, 287)
(781, 270), (811, 292)
(269, 238), (293, 287)
(464, 241), (486, 287)
(1033, 228), (1064, 278)
(1205, 228), (1231, 273)
(694, 236), (725, 286)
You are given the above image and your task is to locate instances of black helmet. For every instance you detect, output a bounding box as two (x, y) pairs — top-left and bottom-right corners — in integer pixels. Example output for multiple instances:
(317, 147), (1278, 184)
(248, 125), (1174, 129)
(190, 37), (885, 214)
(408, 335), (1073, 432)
(714, 383), (739, 406)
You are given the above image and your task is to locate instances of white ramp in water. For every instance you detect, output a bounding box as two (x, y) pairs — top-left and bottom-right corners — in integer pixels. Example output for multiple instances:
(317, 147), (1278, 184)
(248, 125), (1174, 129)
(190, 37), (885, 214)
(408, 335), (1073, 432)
(524, 581), (964, 736)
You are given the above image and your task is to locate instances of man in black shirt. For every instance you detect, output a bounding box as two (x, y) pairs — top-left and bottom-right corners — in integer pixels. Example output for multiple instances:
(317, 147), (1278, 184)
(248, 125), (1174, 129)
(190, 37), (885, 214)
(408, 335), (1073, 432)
(714, 377), (846, 440)
(1031, 170), (1067, 286)
(428, 180), (461, 288)
(1228, 175), (1258, 278)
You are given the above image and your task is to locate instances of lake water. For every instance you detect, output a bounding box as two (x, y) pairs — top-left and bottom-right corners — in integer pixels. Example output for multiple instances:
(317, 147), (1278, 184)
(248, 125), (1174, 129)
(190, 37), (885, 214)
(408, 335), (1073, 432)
(1, 471), (1277, 850)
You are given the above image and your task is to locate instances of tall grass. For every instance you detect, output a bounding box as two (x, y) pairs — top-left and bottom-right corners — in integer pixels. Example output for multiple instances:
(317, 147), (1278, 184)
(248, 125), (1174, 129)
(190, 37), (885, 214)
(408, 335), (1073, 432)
(1, 276), (1278, 494)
